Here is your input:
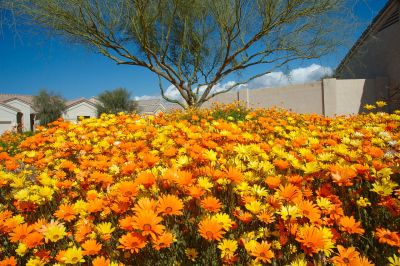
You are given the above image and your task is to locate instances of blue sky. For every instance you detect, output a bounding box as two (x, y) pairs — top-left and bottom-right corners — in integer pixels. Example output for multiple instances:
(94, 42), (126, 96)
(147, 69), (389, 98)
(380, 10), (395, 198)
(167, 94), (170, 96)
(0, 1), (388, 100)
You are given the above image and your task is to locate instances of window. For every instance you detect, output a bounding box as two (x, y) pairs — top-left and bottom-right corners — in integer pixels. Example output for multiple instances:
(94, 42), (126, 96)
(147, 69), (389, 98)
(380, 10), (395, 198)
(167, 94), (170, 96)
(77, 116), (91, 121)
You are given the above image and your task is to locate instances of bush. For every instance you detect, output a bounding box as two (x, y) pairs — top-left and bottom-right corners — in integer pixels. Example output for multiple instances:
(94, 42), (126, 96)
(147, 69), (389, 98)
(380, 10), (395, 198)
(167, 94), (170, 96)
(0, 105), (399, 265)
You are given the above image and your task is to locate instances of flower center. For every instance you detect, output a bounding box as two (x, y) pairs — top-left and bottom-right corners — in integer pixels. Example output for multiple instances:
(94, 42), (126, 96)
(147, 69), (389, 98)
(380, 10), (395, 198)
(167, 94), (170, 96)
(206, 231), (214, 238)
(165, 207), (173, 213)
(343, 258), (350, 263)
(259, 252), (266, 257)
(143, 224), (152, 231)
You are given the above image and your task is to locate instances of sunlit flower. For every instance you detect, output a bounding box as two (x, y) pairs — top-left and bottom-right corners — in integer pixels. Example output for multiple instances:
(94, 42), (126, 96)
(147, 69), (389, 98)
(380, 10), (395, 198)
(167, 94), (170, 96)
(118, 232), (146, 253)
(250, 241), (274, 263)
(198, 217), (225, 241)
(157, 194), (184, 216)
(218, 239), (238, 259)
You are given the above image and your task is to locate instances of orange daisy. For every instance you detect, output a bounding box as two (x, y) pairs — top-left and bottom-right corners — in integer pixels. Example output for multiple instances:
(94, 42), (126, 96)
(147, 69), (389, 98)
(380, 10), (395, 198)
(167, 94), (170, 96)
(295, 225), (325, 255)
(118, 181), (138, 198)
(132, 197), (158, 213)
(265, 176), (281, 189)
(82, 239), (102, 256)
(274, 159), (289, 170)
(9, 223), (33, 243)
(198, 217), (225, 241)
(157, 194), (184, 216)
(257, 210), (275, 224)
(297, 200), (321, 223)
(152, 231), (174, 250)
(92, 256), (110, 266)
(339, 216), (365, 235)
(251, 241), (274, 263)
(375, 228), (400, 247)
(132, 210), (165, 239)
(54, 203), (76, 222)
(225, 167), (243, 184)
(187, 185), (205, 199)
(23, 232), (44, 248)
(134, 171), (156, 188)
(200, 196), (223, 213)
(277, 183), (302, 203)
(118, 232), (147, 253)
(119, 215), (135, 231)
(331, 245), (360, 266)
(0, 256), (17, 266)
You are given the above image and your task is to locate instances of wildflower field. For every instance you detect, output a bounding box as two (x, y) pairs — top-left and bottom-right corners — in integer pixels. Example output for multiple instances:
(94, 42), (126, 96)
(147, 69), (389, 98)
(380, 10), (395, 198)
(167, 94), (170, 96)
(0, 104), (399, 265)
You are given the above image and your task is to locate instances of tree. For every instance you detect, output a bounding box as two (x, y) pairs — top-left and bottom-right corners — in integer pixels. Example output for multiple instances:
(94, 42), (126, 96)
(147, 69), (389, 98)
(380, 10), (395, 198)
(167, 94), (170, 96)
(95, 87), (138, 116)
(33, 89), (66, 125)
(3, 0), (344, 108)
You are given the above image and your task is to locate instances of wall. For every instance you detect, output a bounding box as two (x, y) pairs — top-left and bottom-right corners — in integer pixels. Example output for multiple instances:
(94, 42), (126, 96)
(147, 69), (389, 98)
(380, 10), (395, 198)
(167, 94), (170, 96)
(63, 102), (97, 122)
(338, 2), (400, 87)
(5, 100), (33, 132)
(0, 105), (18, 135)
(204, 78), (389, 117)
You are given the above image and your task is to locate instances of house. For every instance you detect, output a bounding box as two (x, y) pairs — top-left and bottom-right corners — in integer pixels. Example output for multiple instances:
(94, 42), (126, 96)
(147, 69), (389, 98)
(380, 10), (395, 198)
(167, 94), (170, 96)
(136, 99), (182, 115)
(336, 0), (400, 108)
(0, 94), (98, 135)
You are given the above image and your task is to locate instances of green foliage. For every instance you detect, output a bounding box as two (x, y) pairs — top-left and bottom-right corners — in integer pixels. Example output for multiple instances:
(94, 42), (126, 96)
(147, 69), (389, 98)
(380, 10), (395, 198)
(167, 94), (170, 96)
(96, 88), (138, 116)
(33, 89), (66, 126)
(211, 102), (250, 122)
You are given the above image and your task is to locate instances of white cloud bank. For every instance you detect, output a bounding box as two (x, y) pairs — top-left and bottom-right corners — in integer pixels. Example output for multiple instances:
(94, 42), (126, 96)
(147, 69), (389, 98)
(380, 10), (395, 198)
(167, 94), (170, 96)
(136, 64), (333, 101)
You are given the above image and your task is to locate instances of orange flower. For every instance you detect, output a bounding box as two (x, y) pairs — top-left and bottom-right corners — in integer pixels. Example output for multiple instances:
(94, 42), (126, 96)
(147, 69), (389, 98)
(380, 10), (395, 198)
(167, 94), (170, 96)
(132, 210), (165, 239)
(134, 171), (156, 188)
(174, 170), (194, 186)
(119, 216), (135, 231)
(0, 256), (17, 266)
(54, 203), (76, 222)
(23, 232), (44, 248)
(331, 245), (360, 266)
(153, 231), (174, 250)
(92, 256), (110, 266)
(257, 210), (275, 224)
(339, 216), (364, 235)
(82, 239), (102, 256)
(198, 217), (225, 241)
(250, 241), (274, 263)
(225, 167), (243, 184)
(74, 223), (92, 243)
(297, 200), (321, 223)
(118, 232), (147, 253)
(375, 228), (400, 247)
(274, 159), (289, 170)
(187, 185), (205, 199)
(277, 183), (302, 203)
(132, 197), (158, 213)
(118, 181), (138, 198)
(200, 196), (222, 213)
(296, 225), (325, 255)
(157, 194), (184, 216)
(330, 165), (357, 187)
(265, 176), (281, 189)
(9, 223), (33, 243)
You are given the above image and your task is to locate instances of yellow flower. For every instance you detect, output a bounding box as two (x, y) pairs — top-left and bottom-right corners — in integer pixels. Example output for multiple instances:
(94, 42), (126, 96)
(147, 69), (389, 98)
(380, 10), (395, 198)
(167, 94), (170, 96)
(245, 201), (264, 214)
(62, 246), (85, 264)
(388, 254), (400, 266)
(316, 197), (332, 211)
(357, 197), (371, 207)
(212, 213), (234, 231)
(244, 239), (258, 253)
(290, 256), (307, 266)
(42, 221), (67, 243)
(364, 104), (376, 110)
(185, 248), (198, 262)
(376, 101), (387, 107)
(16, 243), (27, 256)
(96, 222), (115, 235)
(198, 177), (213, 192)
(278, 205), (302, 221)
(26, 257), (46, 266)
(218, 239), (238, 258)
(271, 240), (281, 250)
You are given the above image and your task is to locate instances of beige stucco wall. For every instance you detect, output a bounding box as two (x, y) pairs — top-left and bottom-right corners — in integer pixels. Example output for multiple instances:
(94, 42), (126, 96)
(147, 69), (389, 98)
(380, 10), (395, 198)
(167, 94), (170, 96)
(0, 105), (18, 135)
(63, 102), (97, 122)
(244, 82), (324, 114)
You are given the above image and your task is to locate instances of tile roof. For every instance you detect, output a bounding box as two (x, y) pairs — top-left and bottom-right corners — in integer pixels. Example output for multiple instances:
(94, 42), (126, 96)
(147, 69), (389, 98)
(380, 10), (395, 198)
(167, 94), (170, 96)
(0, 102), (21, 112)
(0, 94), (35, 106)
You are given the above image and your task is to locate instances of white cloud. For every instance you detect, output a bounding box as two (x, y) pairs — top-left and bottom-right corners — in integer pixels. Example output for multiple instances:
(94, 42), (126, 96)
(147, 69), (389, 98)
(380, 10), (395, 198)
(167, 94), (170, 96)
(135, 64), (333, 100)
(247, 64), (333, 89)
(134, 95), (160, 101)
